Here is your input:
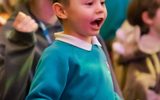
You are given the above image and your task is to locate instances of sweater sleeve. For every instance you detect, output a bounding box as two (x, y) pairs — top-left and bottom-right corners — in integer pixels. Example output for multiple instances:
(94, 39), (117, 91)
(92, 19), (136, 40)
(26, 48), (69, 100)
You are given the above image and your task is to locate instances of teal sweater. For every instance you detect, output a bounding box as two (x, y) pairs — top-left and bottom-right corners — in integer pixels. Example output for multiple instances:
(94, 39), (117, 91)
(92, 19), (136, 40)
(26, 39), (120, 100)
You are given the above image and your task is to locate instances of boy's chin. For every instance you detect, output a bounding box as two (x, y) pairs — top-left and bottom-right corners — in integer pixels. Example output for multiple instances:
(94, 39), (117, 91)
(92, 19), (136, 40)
(92, 31), (100, 36)
(87, 30), (100, 36)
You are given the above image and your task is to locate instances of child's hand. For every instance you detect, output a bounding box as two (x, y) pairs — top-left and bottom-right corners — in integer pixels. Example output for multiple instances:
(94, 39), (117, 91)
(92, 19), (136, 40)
(13, 12), (38, 33)
(112, 20), (140, 57)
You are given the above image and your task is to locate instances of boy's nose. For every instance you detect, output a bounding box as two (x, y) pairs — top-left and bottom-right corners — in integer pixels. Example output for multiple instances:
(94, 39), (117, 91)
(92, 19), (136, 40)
(95, 3), (105, 14)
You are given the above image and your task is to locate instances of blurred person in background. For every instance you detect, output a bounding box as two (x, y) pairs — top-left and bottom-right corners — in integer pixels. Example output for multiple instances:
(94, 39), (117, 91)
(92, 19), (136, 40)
(99, 0), (131, 97)
(0, 0), (62, 100)
(112, 0), (160, 99)
(100, 0), (131, 59)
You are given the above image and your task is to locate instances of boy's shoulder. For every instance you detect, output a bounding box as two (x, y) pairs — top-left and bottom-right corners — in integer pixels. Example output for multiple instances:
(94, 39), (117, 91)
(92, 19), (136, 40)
(39, 41), (71, 61)
(43, 40), (73, 56)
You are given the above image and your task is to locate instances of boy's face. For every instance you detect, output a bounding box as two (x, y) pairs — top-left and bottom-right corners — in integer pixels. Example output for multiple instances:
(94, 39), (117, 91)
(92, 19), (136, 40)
(63, 0), (107, 38)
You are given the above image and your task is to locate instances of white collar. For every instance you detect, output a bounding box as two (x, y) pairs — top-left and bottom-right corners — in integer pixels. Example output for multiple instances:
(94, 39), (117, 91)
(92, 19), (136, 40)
(54, 32), (101, 51)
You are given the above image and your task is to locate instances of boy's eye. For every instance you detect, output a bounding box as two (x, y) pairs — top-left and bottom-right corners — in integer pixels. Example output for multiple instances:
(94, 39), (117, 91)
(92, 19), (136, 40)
(101, 1), (105, 5)
(85, 2), (93, 6)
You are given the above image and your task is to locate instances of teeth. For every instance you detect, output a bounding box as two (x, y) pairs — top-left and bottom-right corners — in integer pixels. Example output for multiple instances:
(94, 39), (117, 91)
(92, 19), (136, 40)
(97, 18), (103, 21)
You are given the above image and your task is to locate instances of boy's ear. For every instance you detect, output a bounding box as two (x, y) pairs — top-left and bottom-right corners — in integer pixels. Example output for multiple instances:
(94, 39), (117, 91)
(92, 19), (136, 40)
(142, 11), (153, 25)
(52, 3), (67, 19)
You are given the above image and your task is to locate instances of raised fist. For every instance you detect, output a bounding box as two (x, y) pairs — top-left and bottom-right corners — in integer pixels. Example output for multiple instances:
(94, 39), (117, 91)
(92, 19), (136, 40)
(13, 12), (38, 33)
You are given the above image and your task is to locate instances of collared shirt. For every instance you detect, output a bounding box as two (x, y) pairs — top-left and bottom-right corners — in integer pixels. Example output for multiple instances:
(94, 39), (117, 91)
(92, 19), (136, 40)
(54, 32), (101, 51)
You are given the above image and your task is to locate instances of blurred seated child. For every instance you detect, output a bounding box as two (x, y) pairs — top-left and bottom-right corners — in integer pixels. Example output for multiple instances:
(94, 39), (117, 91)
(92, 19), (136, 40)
(112, 0), (160, 99)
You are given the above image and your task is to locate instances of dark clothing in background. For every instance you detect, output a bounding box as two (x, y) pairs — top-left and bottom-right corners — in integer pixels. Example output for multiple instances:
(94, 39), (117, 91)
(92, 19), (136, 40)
(0, 4), (62, 100)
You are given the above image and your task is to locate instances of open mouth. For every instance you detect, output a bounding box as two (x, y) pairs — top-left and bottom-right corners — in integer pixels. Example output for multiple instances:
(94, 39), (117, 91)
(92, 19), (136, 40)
(91, 18), (103, 27)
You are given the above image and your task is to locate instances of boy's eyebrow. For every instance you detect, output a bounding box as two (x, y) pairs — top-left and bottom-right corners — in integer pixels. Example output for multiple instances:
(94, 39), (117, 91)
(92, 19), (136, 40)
(82, 0), (89, 1)
(53, 0), (59, 3)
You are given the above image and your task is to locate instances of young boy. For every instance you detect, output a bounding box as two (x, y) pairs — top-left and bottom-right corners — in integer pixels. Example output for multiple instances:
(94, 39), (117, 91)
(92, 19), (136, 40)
(26, 0), (121, 99)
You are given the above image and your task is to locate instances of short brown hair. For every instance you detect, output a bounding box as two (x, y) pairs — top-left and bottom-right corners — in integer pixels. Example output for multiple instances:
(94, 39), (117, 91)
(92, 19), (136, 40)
(52, 0), (69, 6)
(127, 0), (160, 35)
